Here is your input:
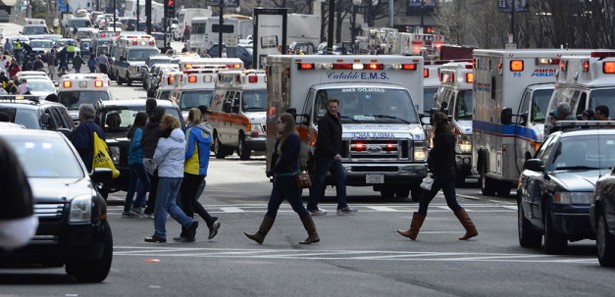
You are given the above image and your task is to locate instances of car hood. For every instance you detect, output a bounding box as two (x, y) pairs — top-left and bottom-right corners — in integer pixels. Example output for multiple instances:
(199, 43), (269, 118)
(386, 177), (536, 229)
(244, 111), (266, 124)
(342, 124), (426, 141)
(550, 169), (608, 191)
(29, 177), (95, 203)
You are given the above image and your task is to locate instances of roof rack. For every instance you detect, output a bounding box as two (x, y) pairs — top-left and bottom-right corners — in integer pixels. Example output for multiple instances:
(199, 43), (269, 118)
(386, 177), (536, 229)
(0, 95), (41, 104)
(556, 120), (615, 131)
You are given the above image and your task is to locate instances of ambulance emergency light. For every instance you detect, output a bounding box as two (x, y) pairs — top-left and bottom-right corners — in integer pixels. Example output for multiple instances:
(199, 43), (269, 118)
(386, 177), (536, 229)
(296, 62), (418, 71)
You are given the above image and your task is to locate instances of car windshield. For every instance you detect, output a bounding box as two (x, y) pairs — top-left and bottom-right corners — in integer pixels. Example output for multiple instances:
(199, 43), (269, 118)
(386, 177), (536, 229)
(180, 90), (213, 110)
(147, 58), (172, 67)
(128, 49), (161, 61)
(0, 107), (40, 129)
(28, 80), (56, 92)
(551, 135), (615, 170)
(314, 88), (420, 124)
(23, 26), (48, 35)
(101, 106), (182, 136)
(158, 90), (171, 100)
(531, 89), (553, 122)
(423, 87), (438, 114)
(588, 88), (615, 117)
(70, 19), (91, 28)
(5, 135), (84, 178)
(454, 90), (473, 120)
(29, 40), (54, 48)
(58, 91), (110, 110)
(242, 89), (267, 112)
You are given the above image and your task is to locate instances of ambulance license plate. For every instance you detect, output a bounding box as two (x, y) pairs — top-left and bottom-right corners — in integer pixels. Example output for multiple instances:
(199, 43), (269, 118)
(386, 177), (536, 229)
(366, 174), (384, 184)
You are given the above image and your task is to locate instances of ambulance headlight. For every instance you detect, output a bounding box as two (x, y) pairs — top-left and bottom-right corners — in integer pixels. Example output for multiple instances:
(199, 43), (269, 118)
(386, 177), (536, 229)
(413, 141), (428, 162)
(457, 135), (472, 153)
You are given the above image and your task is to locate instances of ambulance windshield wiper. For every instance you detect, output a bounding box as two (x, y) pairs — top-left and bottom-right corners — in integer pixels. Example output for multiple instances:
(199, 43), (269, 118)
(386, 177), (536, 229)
(366, 114), (411, 124)
(340, 115), (360, 123)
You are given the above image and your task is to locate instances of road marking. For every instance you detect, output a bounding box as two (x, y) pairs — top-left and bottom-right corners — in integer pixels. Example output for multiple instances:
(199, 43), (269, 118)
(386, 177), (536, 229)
(366, 206), (398, 212)
(220, 207), (245, 213)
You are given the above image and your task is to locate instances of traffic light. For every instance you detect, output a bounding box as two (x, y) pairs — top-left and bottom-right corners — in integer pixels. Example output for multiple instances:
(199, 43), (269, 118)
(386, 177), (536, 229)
(165, 0), (175, 17)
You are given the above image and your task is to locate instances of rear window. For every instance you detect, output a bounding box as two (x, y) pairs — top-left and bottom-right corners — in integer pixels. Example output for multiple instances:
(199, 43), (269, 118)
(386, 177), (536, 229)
(58, 91), (110, 110)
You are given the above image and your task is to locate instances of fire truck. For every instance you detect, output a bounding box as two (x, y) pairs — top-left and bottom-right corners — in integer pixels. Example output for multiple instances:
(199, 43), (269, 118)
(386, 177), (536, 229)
(267, 55), (428, 200)
(209, 69), (267, 160)
(114, 34), (160, 86)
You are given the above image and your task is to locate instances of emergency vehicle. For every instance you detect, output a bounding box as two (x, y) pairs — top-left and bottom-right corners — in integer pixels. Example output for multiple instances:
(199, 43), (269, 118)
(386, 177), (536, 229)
(209, 69), (267, 160)
(545, 51), (615, 132)
(170, 66), (229, 120)
(114, 34), (160, 86)
(433, 62), (474, 185)
(57, 73), (113, 123)
(267, 55), (427, 200)
(177, 56), (243, 72)
(22, 18), (49, 38)
(472, 49), (591, 196)
(423, 64), (442, 114)
(155, 70), (182, 100)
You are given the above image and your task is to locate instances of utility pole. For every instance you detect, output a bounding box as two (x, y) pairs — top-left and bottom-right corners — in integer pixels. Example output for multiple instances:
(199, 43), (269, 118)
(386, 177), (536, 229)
(146, 0), (152, 34)
(510, 0), (516, 45)
(326, 0), (335, 54)
(218, 0), (224, 57)
(136, 0), (140, 30)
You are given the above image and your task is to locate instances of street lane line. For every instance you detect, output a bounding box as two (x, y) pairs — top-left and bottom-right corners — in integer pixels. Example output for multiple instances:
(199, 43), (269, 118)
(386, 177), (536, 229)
(366, 206), (398, 212)
(457, 194), (481, 200)
(220, 207), (245, 213)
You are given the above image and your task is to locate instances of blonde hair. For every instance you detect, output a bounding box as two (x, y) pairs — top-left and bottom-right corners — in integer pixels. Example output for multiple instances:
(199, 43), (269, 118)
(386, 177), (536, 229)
(187, 108), (202, 125)
(161, 114), (180, 129)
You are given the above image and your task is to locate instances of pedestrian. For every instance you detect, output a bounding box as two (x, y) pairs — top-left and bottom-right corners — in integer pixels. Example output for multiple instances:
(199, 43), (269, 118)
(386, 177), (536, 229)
(221, 47), (227, 58)
(307, 98), (356, 216)
(141, 101), (164, 218)
(123, 112), (150, 217)
(58, 47), (69, 73)
(397, 112), (478, 241)
(70, 104), (106, 172)
(3, 38), (13, 54)
(32, 55), (44, 71)
(244, 113), (320, 245)
(87, 54), (97, 73)
(97, 51), (109, 74)
(0, 137), (38, 250)
(16, 78), (31, 95)
(595, 105), (610, 120)
(7, 58), (20, 78)
(145, 114), (199, 243)
(6, 81), (16, 94)
(176, 108), (220, 242)
(0, 71), (8, 90)
(580, 110), (595, 121)
(72, 53), (84, 73)
(47, 48), (57, 79)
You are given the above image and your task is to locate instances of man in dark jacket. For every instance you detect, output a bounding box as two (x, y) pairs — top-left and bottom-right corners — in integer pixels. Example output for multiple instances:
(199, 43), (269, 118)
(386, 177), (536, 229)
(141, 105), (166, 217)
(70, 104), (105, 172)
(307, 98), (356, 216)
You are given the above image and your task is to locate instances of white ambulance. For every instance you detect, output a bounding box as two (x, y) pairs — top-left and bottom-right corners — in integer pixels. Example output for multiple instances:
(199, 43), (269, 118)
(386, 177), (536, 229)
(155, 70), (182, 101)
(267, 55), (427, 200)
(545, 51), (615, 131)
(472, 49), (591, 196)
(170, 66), (229, 120)
(57, 73), (113, 123)
(433, 62), (475, 185)
(114, 34), (160, 86)
(209, 69), (267, 160)
(177, 56), (243, 72)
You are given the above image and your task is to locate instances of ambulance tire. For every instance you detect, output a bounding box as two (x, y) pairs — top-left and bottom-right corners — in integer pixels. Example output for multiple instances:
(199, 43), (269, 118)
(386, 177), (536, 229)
(238, 134), (251, 160)
(126, 77), (132, 86)
(213, 134), (230, 159)
(480, 164), (496, 196)
(395, 186), (410, 199)
(496, 181), (512, 197)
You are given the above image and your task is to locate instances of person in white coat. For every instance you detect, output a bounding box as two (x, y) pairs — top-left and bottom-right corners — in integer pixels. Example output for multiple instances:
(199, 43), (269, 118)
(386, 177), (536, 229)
(145, 114), (198, 243)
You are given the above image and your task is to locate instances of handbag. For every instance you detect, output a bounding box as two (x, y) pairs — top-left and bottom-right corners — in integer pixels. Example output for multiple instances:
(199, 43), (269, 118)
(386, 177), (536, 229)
(294, 170), (312, 189)
(92, 132), (120, 179)
(420, 173), (434, 190)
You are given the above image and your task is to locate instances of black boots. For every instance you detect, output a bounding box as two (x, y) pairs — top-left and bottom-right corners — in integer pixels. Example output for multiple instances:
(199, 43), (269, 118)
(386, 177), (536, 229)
(299, 215), (320, 244)
(244, 215), (275, 244)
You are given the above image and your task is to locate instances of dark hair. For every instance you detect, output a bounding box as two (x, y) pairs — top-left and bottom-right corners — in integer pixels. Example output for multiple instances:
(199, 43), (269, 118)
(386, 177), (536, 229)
(128, 112), (148, 139)
(596, 105), (609, 117)
(432, 112), (452, 134)
(152, 106), (165, 123)
(327, 98), (339, 106)
(45, 93), (58, 102)
(145, 98), (157, 116)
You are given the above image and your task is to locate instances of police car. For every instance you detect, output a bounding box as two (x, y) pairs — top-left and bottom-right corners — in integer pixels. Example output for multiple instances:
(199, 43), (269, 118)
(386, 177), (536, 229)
(57, 74), (113, 123)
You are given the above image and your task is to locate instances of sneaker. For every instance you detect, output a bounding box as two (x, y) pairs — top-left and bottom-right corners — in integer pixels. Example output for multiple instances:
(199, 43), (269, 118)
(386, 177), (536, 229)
(121, 211), (135, 217)
(309, 208), (328, 216)
(130, 207), (144, 216)
(144, 234), (166, 243)
(147, 213), (155, 219)
(337, 207), (358, 216)
(208, 220), (221, 240)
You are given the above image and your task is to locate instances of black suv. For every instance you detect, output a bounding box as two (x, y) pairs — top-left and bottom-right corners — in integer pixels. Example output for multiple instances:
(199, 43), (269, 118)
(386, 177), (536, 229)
(0, 96), (74, 132)
(0, 129), (113, 283)
(95, 98), (184, 198)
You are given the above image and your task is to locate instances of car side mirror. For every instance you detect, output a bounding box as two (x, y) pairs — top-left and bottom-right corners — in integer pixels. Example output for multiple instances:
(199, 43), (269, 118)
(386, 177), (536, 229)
(519, 112), (528, 125)
(501, 107), (513, 125)
(524, 159), (543, 172)
(222, 101), (231, 113)
(91, 167), (114, 183)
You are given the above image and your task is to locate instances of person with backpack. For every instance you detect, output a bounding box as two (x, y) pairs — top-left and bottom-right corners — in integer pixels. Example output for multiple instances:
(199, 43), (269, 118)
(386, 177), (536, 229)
(70, 104), (106, 172)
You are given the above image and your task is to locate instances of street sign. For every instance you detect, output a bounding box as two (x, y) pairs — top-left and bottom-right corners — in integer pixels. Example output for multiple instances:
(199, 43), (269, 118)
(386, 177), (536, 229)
(498, 0), (529, 12)
(505, 43), (517, 49)
(58, 0), (69, 12)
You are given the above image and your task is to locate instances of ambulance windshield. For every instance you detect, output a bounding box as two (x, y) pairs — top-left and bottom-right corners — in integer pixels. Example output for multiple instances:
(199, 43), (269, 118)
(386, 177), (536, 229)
(423, 87), (438, 114)
(588, 88), (615, 118)
(58, 91), (111, 110)
(128, 49), (162, 62)
(242, 90), (267, 112)
(314, 88), (419, 124)
(180, 90), (213, 110)
(454, 90), (473, 120)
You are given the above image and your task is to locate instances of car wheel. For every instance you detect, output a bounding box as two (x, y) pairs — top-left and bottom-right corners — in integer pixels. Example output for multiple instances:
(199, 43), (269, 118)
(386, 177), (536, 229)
(518, 197), (542, 248)
(544, 206), (568, 255)
(395, 186), (410, 199)
(597, 212), (615, 267)
(238, 134), (251, 160)
(496, 181), (512, 197)
(380, 188), (395, 198)
(65, 220), (113, 283)
(116, 71), (122, 85)
(480, 164), (496, 196)
(213, 134), (227, 159)
(410, 185), (422, 202)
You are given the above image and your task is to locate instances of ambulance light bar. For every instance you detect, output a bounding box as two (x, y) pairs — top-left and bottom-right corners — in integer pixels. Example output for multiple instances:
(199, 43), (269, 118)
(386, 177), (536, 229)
(510, 60), (524, 72)
(94, 80), (103, 88)
(560, 60), (568, 71)
(188, 76), (197, 83)
(248, 76), (258, 83)
(583, 61), (590, 72)
(424, 68), (429, 78)
(204, 76), (212, 82)
(63, 81), (71, 88)
(591, 52), (615, 59)
(227, 64), (242, 69)
(297, 62), (417, 71)
(167, 76), (175, 84)
(466, 73), (474, 83)
(603, 62), (615, 74)
(535, 58), (560, 65)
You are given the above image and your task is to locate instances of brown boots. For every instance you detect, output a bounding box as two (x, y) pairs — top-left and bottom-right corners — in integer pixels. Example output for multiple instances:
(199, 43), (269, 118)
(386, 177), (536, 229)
(244, 215), (275, 244)
(454, 209), (478, 240)
(244, 215), (320, 245)
(397, 212), (425, 240)
(299, 215), (320, 244)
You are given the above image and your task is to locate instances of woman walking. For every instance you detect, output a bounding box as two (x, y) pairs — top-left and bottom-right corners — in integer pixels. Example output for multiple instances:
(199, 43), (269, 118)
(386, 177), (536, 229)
(175, 108), (220, 242)
(145, 114), (198, 243)
(123, 112), (150, 216)
(244, 113), (319, 245)
(397, 112), (478, 241)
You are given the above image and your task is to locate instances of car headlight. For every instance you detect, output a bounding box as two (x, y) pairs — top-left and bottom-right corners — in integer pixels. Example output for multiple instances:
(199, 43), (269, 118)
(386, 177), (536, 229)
(457, 135), (472, 154)
(109, 146), (120, 165)
(69, 195), (93, 223)
(553, 191), (593, 204)
(413, 141), (428, 162)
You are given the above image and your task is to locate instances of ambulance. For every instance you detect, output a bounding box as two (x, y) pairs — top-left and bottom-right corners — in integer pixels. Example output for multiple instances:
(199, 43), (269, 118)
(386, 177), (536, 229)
(114, 34), (160, 86)
(423, 64), (441, 114)
(155, 70), (182, 100)
(433, 62), (474, 185)
(267, 55), (427, 200)
(545, 51), (615, 132)
(170, 66), (229, 120)
(472, 49), (591, 196)
(177, 56), (243, 72)
(57, 73), (113, 123)
(209, 69), (267, 160)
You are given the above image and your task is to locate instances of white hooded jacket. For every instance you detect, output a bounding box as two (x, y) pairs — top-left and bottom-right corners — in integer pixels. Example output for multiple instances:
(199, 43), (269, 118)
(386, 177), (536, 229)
(153, 128), (186, 178)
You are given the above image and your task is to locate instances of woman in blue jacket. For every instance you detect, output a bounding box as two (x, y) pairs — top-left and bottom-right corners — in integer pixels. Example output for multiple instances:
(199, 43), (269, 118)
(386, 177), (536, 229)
(123, 112), (149, 216)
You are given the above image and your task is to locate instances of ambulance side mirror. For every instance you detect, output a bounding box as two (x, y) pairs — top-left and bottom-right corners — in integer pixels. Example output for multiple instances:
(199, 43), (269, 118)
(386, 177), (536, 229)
(501, 108), (513, 125)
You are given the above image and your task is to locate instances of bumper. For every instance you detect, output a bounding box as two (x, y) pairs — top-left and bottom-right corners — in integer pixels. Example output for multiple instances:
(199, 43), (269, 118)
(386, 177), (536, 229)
(552, 204), (595, 240)
(244, 136), (266, 152)
(455, 154), (472, 176)
(342, 162), (428, 186)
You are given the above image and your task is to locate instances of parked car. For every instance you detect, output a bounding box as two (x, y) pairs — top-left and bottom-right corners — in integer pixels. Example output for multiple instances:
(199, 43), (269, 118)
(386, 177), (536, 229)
(517, 122), (615, 254)
(591, 163), (615, 267)
(0, 129), (113, 283)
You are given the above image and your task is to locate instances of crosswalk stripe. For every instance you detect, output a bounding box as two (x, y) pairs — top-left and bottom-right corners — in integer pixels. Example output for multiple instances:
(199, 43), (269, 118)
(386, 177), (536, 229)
(366, 206), (398, 212)
(220, 207), (245, 213)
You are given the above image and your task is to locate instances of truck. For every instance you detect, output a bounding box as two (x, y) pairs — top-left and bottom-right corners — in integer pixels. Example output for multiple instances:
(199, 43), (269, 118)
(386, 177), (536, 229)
(123, 0), (164, 26)
(177, 8), (213, 41)
(188, 15), (252, 55)
(266, 55), (428, 200)
(472, 49), (591, 197)
(287, 14), (320, 49)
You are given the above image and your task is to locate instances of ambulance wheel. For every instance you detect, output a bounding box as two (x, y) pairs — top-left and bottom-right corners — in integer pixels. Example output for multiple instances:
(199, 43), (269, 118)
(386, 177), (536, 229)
(126, 77), (132, 86)
(213, 134), (228, 159)
(496, 181), (512, 197)
(455, 174), (466, 187)
(116, 71), (122, 85)
(238, 134), (251, 160)
(480, 165), (496, 196)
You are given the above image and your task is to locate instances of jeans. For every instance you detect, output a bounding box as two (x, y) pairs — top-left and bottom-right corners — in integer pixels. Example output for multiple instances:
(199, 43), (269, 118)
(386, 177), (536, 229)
(266, 176), (309, 218)
(124, 163), (150, 213)
(307, 156), (348, 211)
(144, 170), (159, 215)
(154, 177), (194, 240)
(417, 175), (462, 216)
(180, 173), (215, 228)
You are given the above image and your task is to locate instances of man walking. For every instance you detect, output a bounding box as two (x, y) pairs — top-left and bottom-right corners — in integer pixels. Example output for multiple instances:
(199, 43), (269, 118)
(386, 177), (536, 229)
(307, 98), (356, 216)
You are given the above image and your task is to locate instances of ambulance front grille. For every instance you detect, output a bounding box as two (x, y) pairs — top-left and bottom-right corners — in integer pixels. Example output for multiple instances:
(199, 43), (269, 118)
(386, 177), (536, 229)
(346, 140), (409, 160)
